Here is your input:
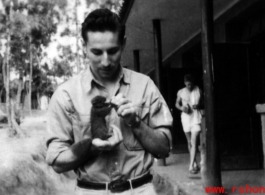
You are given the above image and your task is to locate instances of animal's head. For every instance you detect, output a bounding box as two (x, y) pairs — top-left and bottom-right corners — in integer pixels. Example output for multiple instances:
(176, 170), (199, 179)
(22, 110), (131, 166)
(91, 95), (112, 116)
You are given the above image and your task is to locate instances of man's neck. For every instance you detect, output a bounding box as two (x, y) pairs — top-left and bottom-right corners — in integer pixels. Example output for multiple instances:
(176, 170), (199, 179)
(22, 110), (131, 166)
(90, 66), (122, 96)
(90, 66), (122, 85)
(186, 87), (195, 92)
(101, 73), (120, 86)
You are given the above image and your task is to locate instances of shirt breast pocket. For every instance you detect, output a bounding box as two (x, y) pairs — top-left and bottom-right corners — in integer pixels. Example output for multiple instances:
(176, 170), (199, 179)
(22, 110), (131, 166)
(121, 105), (149, 151)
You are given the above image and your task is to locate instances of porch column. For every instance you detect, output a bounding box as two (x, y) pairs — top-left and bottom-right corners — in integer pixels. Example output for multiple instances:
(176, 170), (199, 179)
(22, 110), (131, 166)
(152, 19), (163, 90)
(201, 0), (222, 190)
(153, 19), (166, 166)
(133, 50), (140, 72)
(255, 104), (265, 168)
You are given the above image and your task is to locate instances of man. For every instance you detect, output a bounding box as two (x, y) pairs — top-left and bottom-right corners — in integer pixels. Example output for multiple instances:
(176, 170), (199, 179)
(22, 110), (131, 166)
(175, 74), (203, 174)
(46, 8), (173, 195)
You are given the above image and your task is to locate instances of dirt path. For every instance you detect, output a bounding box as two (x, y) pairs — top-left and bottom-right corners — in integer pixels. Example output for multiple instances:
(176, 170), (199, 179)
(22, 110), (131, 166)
(0, 110), (76, 195)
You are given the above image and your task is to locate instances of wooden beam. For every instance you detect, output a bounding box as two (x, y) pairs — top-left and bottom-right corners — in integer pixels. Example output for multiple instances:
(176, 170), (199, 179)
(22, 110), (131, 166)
(153, 19), (163, 90)
(256, 104), (265, 168)
(133, 50), (140, 72)
(153, 19), (166, 166)
(201, 0), (222, 190)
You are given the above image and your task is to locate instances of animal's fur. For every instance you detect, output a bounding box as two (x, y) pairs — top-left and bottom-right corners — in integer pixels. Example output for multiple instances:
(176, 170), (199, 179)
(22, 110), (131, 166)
(90, 96), (112, 140)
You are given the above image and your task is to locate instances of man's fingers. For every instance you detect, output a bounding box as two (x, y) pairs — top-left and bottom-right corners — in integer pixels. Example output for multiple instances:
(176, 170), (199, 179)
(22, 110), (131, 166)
(108, 126), (118, 145)
(92, 138), (117, 151)
(92, 138), (109, 148)
(117, 104), (132, 116)
(111, 124), (123, 141)
(115, 93), (124, 99)
(92, 126), (123, 151)
(120, 107), (135, 117)
(113, 99), (130, 109)
(110, 93), (124, 104)
(111, 93), (132, 108)
(110, 124), (123, 142)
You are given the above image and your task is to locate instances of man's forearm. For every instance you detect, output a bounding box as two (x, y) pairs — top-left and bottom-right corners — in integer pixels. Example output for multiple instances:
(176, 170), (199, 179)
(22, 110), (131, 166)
(132, 122), (170, 158)
(52, 138), (99, 173)
(175, 103), (183, 111)
(175, 98), (184, 112)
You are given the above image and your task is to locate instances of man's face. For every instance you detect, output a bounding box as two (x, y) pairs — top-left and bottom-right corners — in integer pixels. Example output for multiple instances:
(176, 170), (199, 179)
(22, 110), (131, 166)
(184, 81), (194, 91)
(85, 31), (125, 82)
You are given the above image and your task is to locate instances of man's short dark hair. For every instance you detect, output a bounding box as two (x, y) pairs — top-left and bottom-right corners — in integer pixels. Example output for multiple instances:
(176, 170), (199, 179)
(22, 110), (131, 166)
(184, 74), (194, 83)
(81, 8), (125, 44)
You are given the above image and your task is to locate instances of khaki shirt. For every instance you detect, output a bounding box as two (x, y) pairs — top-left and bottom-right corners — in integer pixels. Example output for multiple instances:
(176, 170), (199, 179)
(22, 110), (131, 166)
(46, 66), (173, 182)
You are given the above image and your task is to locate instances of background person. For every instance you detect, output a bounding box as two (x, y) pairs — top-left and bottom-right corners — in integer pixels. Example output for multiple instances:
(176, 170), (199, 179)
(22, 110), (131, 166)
(175, 74), (203, 174)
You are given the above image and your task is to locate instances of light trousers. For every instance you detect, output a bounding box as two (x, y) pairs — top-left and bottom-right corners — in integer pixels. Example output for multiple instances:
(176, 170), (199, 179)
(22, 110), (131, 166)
(75, 182), (157, 195)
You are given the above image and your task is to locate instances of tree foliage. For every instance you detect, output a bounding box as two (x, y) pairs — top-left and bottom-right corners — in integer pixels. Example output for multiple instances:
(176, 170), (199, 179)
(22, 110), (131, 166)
(0, 0), (123, 136)
(85, 0), (123, 11)
(0, 0), (124, 94)
(0, 0), (68, 92)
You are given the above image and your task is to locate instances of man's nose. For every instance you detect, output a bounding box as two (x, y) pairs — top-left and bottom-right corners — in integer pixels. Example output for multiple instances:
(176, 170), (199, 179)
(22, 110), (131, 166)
(101, 52), (110, 67)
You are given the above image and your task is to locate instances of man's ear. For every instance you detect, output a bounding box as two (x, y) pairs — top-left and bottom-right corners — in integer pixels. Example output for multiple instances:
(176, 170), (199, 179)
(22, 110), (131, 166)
(81, 39), (87, 57)
(81, 39), (86, 48)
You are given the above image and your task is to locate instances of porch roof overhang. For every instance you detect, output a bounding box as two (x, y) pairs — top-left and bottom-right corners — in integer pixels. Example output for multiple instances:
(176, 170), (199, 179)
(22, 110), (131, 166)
(119, 0), (261, 73)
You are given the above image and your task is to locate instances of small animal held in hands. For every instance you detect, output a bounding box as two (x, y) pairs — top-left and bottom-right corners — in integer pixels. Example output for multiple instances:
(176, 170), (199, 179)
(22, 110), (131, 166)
(90, 95), (113, 140)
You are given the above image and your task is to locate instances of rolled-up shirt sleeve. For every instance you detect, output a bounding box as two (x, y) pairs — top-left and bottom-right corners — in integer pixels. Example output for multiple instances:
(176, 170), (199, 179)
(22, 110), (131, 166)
(46, 88), (74, 166)
(145, 79), (173, 151)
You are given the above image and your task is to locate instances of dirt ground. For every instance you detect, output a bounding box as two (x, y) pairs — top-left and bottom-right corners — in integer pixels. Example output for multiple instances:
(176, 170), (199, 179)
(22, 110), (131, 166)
(0, 110), (188, 195)
(0, 111), (77, 195)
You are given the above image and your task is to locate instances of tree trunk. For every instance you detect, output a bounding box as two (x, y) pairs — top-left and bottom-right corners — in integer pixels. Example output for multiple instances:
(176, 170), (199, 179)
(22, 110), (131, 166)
(1, 57), (6, 104)
(16, 78), (23, 112)
(37, 91), (40, 109)
(29, 42), (33, 115)
(6, 10), (16, 136)
(2, 57), (6, 88)
(11, 99), (27, 137)
(15, 77), (23, 121)
(0, 88), (2, 103)
(75, 0), (80, 74)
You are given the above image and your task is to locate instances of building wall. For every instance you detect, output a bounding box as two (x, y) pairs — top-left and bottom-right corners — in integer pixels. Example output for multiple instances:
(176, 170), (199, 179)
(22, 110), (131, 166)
(121, 0), (241, 74)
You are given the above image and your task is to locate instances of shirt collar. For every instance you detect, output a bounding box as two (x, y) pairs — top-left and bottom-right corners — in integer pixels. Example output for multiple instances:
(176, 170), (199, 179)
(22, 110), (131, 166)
(81, 67), (93, 93)
(121, 67), (131, 84)
(81, 65), (131, 93)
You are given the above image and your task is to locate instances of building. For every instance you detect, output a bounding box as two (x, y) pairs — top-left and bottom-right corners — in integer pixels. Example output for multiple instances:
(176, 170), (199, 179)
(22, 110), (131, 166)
(120, 0), (265, 170)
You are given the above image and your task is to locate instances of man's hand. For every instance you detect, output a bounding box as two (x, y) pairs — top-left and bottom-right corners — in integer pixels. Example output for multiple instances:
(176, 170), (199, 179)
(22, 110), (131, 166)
(182, 105), (191, 114)
(110, 93), (139, 126)
(192, 104), (199, 109)
(92, 124), (123, 151)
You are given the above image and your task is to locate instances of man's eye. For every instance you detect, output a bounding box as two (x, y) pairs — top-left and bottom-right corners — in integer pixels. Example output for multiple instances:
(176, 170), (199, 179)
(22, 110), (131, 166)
(108, 49), (119, 55)
(92, 50), (102, 55)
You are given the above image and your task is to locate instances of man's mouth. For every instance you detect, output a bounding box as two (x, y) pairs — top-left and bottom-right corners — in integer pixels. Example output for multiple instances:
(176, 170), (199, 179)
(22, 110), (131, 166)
(101, 68), (112, 73)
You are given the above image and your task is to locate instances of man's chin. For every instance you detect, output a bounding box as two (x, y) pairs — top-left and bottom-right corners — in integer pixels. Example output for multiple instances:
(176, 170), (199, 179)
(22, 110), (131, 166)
(99, 72), (116, 80)
(99, 70), (119, 80)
